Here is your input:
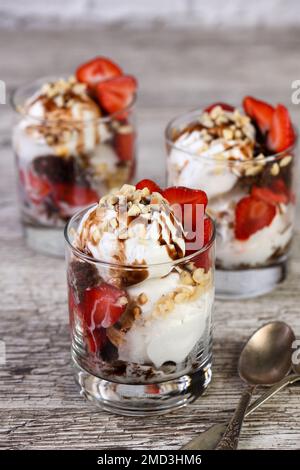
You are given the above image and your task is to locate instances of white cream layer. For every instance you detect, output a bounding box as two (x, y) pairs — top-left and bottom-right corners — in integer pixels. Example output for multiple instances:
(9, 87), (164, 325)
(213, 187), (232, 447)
(118, 272), (213, 368)
(168, 130), (243, 198)
(211, 193), (294, 267)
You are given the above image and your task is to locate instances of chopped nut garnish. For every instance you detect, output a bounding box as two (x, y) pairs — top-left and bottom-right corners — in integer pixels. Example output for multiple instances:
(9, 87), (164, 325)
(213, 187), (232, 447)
(138, 293), (148, 305)
(279, 155), (292, 167)
(128, 204), (141, 217)
(119, 184), (136, 196)
(133, 306), (141, 318)
(118, 296), (129, 306)
(180, 270), (194, 286)
(141, 187), (150, 197)
(118, 124), (133, 135)
(223, 129), (234, 140)
(192, 268), (205, 284)
(270, 162), (280, 176)
(174, 292), (189, 303)
(245, 164), (264, 176)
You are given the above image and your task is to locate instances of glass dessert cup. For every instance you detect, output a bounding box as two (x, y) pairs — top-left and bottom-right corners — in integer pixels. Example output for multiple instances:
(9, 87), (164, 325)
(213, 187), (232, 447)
(166, 108), (297, 299)
(65, 205), (215, 416)
(11, 76), (136, 257)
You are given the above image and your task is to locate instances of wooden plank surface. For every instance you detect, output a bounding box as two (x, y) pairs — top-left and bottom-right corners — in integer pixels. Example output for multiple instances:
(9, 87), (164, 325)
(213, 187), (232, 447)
(0, 27), (300, 450)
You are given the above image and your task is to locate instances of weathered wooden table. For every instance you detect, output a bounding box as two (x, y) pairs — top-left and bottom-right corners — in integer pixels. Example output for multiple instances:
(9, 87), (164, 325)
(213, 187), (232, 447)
(0, 27), (300, 450)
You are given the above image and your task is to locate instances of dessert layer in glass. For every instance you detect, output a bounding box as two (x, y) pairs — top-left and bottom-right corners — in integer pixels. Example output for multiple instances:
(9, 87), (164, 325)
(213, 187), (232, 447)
(166, 99), (297, 269)
(65, 183), (215, 383)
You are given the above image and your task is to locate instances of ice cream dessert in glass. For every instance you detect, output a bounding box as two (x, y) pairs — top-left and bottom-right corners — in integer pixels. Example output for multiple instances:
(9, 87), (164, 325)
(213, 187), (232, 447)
(166, 98), (297, 298)
(65, 180), (215, 415)
(12, 57), (137, 256)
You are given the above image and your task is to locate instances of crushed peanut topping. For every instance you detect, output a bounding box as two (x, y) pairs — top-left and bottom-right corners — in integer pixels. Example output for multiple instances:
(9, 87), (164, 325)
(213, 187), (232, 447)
(151, 268), (212, 318)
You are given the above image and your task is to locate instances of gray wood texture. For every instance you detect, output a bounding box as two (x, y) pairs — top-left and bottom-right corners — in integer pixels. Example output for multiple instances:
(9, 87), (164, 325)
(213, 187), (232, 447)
(0, 27), (300, 450)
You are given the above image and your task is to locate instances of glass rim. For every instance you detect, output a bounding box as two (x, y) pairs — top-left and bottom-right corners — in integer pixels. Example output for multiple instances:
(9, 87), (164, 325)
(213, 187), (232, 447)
(164, 106), (298, 164)
(64, 203), (216, 269)
(10, 74), (137, 124)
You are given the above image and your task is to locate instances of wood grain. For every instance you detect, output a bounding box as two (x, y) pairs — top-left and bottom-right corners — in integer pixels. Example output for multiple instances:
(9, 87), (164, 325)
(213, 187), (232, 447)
(0, 26), (300, 450)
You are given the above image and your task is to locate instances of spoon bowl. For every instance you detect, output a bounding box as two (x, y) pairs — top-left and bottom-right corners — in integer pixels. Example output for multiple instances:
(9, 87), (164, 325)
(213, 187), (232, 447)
(216, 321), (296, 450)
(239, 321), (296, 385)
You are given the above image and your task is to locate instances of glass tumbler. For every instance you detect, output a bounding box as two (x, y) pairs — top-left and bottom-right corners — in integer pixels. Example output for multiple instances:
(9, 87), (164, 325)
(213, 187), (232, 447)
(11, 76), (137, 257)
(166, 109), (297, 299)
(65, 205), (215, 416)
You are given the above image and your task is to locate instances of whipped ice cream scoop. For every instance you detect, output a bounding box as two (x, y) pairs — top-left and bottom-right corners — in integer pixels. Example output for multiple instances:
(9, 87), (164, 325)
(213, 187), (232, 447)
(15, 76), (112, 160)
(168, 106), (257, 198)
(76, 184), (186, 267)
(23, 77), (101, 123)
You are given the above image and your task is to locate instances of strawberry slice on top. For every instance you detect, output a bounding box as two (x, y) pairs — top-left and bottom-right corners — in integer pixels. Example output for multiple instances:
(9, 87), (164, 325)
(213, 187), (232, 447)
(204, 102), (234, 113)
(80, 283), (128, 330)
(76, 56), (123, 89)
(243, 96), (274, 134)
(96, 75), (137, 116)
(267, 104), (295, 153)
(135, 179), (162, 194)
(163, 186), (208, 231)
(235, 195), (276, 240)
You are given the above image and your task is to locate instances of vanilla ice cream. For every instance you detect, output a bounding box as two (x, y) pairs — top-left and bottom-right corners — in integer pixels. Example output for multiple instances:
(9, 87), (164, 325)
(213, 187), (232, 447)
(168, 106), (256, 199)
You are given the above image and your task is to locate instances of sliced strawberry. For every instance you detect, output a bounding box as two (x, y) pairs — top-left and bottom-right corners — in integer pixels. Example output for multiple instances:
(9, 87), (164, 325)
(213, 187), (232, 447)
(81, 284), (128, 330)
(251, 179), (289, 205)
(267, 104), (295, 152)
(163, 186), (208, 231)
(96, 75), (137, 115)
(22, 170), (51, 204)
(235, 195), (276, 240)
(114, 129), (135, 162)
(53, 183), (98, 207)
(76, 57), (122, 89)
(85, 328), (107, 355)
(243, 96), (274, 134)
(204, 102), (234, 113)
(163, 186), (208, 209)
(135, 179), (162, 194)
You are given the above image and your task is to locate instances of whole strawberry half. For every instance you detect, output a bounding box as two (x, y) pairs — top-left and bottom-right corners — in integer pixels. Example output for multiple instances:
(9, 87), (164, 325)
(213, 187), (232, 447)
(235, 195), (276, 240)
(251, 179), (290, 205)
(96, 75), (137, 116)
(80, 284), (128, 330)
(243, 96), (274, 134)
(76, 56), (123, 89)
(204, 102), (234, 113)
(135, 179), (162, 194)
(267, 104), (295, 153)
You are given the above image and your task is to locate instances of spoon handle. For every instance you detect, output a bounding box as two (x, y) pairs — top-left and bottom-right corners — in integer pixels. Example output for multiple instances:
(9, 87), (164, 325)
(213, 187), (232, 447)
(245, 373), (300, 418)
(181, 374), (300, 450)
(216, 385), (255, 450)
